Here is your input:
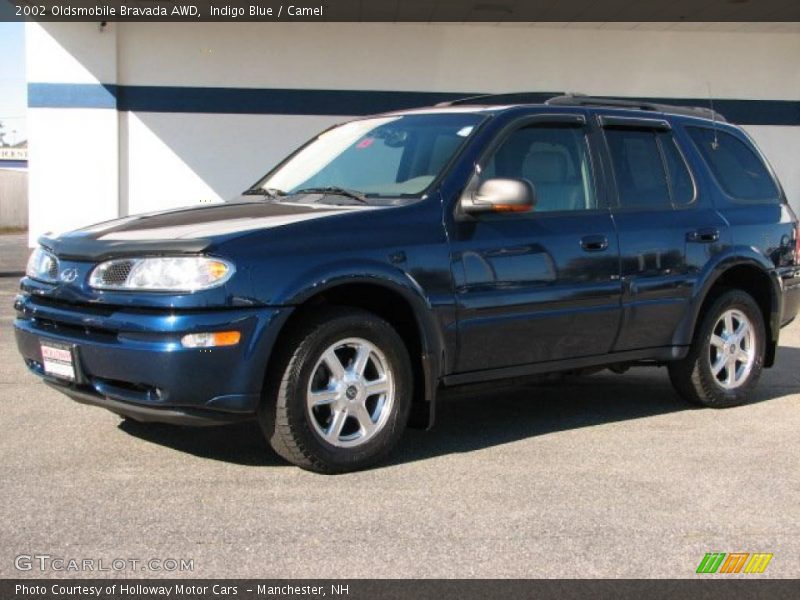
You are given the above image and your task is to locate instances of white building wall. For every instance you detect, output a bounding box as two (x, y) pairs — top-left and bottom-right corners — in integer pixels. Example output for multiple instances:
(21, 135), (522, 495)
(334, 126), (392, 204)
(120, 112), (341, 215)
(116, 23), (800, 99)
(744, 126), (800, 210)
(26, 22), (120, 245)
(26, 22), (800, 243)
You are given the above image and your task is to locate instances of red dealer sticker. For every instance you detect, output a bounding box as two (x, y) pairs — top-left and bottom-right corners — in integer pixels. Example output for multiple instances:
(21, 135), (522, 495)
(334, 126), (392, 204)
(40, 341), (75, 380)
(356, 138), (375, 149)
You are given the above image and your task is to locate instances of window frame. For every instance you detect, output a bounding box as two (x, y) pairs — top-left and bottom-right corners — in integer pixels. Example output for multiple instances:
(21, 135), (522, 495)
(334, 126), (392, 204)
(599, 116), (698, 212)
(657, 133), (698, 209)
(458, 112), (607, 219)
(684, 125), (783, 205)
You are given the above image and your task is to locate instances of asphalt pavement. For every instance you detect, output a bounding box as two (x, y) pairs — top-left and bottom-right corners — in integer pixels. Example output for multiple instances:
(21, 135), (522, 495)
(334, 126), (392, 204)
(0, 275), (798, 578)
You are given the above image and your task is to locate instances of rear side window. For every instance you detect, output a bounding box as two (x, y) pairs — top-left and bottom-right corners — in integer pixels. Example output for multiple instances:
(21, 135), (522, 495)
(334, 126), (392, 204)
(605, 128), (695, 209)
(687, 127), (779, 202)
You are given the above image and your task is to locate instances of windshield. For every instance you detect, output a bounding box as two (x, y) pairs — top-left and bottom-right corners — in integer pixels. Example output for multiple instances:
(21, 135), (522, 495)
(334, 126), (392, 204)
(254, 113), (486, 198)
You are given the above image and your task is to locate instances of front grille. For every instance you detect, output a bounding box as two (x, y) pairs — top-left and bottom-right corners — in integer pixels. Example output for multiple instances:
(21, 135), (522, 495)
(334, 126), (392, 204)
(100, 260), (134, 285)
(27, 295), (116, 316)
(33, 316), (117, 341)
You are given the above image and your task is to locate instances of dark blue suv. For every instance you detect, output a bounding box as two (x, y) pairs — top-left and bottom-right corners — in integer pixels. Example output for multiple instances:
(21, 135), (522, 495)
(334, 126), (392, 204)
(14, 94), (800, 472)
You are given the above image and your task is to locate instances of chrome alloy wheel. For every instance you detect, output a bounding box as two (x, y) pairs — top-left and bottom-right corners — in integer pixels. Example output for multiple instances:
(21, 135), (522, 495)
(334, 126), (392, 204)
(708, 308), (756, 390)
(306, 337), (395, 448)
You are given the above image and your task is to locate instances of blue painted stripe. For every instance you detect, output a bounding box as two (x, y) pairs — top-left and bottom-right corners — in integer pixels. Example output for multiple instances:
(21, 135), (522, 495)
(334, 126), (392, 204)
(29, 83), (118, 109)
(0, 160), (28, 169)
(630, 96), (799, 128)
(28, 83), (473, 115)
(28, 83), (800, 126)
(119, 86), (477, 116)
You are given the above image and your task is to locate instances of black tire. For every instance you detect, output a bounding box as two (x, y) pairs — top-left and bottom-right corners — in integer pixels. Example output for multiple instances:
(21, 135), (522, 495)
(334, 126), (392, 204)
(258, 307), (412, 473)
(668, 289), (766, 408)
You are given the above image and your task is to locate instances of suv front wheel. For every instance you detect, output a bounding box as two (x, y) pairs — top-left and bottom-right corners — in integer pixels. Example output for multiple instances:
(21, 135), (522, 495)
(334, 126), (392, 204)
(259, 307), (412, 473)
(669, 289), (766, 408)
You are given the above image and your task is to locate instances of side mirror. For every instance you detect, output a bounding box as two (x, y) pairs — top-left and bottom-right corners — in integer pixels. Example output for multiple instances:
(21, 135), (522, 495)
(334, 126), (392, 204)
(460, 178), (536, 215)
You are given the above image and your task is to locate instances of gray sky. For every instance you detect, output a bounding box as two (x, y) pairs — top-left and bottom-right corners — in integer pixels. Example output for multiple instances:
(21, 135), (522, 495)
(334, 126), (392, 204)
(0, 22), (26, 144)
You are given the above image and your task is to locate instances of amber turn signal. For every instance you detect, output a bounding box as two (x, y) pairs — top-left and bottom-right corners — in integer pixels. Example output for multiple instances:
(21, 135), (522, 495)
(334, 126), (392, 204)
(181, 331), (241, 348)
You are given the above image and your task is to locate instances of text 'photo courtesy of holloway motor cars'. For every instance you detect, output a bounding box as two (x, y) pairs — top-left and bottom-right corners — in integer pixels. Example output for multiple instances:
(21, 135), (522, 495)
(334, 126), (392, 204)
(14, 93), (800, 473)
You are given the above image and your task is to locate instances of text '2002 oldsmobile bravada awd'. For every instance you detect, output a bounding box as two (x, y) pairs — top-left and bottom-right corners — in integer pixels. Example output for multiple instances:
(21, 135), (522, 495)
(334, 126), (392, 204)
(14, 94), (800, 472)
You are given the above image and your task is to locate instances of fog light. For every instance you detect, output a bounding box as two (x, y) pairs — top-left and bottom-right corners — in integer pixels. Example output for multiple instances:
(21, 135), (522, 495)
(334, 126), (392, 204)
(181, 331), (241, 348)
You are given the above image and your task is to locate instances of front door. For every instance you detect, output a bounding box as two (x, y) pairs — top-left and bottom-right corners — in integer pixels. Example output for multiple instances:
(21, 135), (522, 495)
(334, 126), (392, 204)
(449, 114), (622, 374)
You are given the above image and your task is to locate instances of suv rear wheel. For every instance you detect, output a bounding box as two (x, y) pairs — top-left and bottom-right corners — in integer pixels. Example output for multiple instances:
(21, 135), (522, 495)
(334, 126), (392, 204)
(258, 307), (412, 473)
(669, 289), (765, 408)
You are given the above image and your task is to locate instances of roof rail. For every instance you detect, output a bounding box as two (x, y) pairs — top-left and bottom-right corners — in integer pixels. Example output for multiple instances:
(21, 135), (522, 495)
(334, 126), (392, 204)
(546, 93), (727, 122)
(434, 92), (727, 122)
(435, 92), (555, 107)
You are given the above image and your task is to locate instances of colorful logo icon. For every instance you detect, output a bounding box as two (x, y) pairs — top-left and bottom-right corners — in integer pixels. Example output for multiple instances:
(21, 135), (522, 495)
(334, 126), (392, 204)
(696, 553), (773, 574)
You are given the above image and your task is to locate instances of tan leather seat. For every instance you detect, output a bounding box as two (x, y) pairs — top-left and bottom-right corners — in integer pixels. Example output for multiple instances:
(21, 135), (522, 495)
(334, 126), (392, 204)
(521, 150), (583, 211)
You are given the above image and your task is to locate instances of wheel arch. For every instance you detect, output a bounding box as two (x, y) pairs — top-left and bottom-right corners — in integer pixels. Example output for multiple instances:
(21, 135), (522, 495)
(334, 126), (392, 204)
(267, 264), (445, 429)
(675, 252), (781, 367)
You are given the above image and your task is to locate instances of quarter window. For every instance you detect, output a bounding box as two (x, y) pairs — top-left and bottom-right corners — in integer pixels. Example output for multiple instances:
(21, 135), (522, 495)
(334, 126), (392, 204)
(687, 127), (779, 202)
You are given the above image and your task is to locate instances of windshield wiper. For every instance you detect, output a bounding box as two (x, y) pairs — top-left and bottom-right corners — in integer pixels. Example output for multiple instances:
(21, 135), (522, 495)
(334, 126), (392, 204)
(242, 187), (286, 199)
(290, 186), (369, 204)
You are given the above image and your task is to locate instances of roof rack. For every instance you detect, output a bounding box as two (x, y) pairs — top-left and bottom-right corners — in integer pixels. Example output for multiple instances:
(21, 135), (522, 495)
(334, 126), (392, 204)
(545, 93), (727, 122)
(434, 92), (555, 107)
(435, 92), (726, 122)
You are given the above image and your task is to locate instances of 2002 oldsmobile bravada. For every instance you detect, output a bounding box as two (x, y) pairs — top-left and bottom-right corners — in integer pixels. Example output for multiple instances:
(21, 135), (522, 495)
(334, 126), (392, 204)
(15, 94), (800, 472)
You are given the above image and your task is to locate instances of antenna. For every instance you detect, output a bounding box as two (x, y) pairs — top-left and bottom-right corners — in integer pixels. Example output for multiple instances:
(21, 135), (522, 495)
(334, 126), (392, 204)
(707, 82), (719, 150)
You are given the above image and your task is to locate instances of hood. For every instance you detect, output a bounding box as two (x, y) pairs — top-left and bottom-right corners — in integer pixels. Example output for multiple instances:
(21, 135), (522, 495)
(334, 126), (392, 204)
(41, 200), (373, 261)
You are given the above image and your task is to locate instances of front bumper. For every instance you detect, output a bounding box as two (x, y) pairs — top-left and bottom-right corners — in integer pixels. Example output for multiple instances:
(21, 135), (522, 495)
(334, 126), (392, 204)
(14, 293), (291, 425)
(43, 381), (249, 426)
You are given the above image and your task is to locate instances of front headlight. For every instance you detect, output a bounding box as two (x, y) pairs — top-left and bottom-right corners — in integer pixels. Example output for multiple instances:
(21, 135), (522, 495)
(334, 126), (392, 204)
(89, 256), (235, 292)
(26, 247), (59, 283)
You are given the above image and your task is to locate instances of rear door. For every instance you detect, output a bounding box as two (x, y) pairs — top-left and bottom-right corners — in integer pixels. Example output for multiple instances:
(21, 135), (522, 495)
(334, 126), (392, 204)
(598, 114), (726, 350)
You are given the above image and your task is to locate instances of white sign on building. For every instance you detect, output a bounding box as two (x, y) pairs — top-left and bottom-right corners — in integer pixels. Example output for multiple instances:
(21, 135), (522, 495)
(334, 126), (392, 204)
(0, 148), (28, 161)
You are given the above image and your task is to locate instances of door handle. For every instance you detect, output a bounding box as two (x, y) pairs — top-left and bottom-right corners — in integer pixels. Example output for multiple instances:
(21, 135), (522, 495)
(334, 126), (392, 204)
(686, 228), (720, 243)
(580, 235), (609, 252)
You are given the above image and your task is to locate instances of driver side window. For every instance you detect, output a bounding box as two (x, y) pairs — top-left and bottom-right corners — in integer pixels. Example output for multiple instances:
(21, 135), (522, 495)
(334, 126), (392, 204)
(481, 124), (598, 212)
